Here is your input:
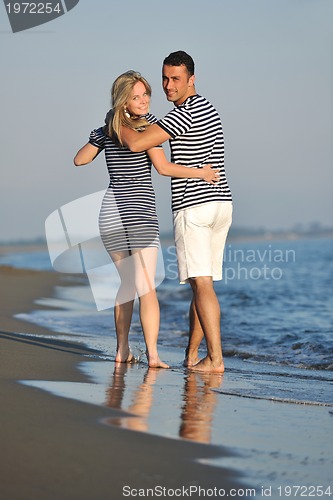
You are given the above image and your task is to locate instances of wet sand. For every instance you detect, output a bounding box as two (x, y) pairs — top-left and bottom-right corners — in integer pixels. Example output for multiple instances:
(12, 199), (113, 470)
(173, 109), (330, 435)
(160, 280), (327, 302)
(0, 265), (242, 500)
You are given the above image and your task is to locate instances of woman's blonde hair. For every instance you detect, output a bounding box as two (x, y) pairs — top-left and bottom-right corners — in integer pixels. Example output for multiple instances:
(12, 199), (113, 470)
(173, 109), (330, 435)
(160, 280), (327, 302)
(106, 70), (152, 146)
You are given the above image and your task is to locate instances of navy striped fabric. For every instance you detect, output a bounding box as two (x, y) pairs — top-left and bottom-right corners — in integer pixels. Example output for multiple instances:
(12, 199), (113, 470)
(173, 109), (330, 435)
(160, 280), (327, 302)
(89, 114), (160, 253)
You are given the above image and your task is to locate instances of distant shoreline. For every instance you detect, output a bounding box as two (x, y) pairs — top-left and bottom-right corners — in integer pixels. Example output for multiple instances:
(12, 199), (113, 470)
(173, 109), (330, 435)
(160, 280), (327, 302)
(1, 227), (331, 251)
(160, 228), (333, 246)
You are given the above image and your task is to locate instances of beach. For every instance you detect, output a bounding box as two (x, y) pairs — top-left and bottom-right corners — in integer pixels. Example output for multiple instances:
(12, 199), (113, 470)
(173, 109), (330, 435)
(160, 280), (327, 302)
(0, 265), (243, 500)
(0, 244), (332, 500)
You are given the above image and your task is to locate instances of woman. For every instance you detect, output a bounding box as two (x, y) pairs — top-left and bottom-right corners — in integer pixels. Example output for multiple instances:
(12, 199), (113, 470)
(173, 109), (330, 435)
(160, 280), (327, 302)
(74, 71), (218, 369)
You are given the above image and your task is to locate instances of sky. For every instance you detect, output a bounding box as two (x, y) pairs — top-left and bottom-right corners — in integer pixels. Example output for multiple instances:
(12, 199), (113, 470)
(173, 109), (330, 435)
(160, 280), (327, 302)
(1, 0), (332, 242)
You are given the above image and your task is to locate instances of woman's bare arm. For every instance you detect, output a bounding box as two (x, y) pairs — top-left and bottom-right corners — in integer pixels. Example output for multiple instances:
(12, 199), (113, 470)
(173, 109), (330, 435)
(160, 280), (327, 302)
(74, 143), (102, 166)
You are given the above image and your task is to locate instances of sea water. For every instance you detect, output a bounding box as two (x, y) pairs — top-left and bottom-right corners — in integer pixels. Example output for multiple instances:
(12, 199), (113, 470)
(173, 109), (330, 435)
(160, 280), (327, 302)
(4, 237), (332, 372)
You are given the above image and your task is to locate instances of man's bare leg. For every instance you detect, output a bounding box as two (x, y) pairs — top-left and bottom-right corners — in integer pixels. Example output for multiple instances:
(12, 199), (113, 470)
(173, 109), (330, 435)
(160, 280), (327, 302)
(188, 276), (225, 373)
(183, 298), (204, 367)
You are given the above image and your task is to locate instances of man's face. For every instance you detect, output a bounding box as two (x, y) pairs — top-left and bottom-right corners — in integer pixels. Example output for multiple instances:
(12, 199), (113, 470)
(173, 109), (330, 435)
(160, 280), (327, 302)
(162, 64), (195, 106)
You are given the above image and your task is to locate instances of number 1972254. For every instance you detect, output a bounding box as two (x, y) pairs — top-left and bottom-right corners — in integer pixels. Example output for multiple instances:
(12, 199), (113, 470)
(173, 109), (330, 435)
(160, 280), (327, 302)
(6, 3), (62, 14)
(277, 485), (332, 497)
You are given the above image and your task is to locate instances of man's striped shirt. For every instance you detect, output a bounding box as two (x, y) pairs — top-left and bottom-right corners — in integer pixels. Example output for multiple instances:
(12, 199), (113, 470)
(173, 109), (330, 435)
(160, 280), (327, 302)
(157, 94), (232, 212)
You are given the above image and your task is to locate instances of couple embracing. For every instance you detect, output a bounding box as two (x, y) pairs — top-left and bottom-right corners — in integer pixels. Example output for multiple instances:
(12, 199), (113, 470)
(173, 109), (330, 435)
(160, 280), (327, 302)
(74, 51), (232, 373)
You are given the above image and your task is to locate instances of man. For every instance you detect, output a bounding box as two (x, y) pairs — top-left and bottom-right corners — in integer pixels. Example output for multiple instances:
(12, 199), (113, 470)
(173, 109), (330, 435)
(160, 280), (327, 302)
(122, 51), (232, 373)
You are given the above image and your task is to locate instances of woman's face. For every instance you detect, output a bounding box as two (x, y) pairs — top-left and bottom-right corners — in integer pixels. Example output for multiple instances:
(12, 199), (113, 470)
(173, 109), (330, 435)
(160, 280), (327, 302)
(125, 81), (150, 117)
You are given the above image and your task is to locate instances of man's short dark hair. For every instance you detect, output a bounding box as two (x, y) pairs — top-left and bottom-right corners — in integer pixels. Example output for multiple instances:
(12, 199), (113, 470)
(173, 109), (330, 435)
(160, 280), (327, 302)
(163, 51), (195, 76)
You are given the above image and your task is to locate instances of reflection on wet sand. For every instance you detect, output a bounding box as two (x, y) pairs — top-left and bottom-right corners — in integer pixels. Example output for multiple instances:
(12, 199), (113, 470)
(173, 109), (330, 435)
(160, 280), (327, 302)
(105, 363), (160, 432)
(180, 372), (223, 443)
(104, 363), (224, 443)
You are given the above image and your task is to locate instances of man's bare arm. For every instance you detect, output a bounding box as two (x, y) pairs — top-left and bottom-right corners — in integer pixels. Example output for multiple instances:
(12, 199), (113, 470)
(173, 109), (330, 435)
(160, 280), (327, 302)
(121, 123), (171, 152)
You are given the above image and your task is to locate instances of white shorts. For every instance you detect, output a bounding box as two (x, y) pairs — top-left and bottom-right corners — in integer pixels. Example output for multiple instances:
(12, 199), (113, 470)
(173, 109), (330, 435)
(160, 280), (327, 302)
(173, 201), (233, 284)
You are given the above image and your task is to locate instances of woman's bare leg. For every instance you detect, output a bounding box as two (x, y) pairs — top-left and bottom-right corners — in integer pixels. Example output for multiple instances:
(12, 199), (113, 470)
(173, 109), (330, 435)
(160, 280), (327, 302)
(114, 296), (135, 362)
(111, 251), (136, 363)
(134, 248), (169, 368)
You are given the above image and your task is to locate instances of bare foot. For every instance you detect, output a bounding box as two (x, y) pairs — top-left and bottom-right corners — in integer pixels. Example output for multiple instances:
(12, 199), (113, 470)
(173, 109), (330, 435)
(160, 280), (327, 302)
(115, 348), (135, 363)
(183, 356), (201, 367)
(146, 353), (170, 369)
(188, 356), (225, 374)
(183, 347), (201, 367)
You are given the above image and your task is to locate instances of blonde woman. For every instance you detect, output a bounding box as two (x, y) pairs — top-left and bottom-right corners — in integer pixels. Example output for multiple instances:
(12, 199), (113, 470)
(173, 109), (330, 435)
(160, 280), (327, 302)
(74, 71), (218, 369)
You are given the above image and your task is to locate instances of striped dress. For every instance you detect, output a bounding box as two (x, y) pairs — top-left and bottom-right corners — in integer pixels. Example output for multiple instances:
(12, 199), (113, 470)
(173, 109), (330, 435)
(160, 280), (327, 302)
(157, 94), (232, 213)
(89, 114), (160, 254)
